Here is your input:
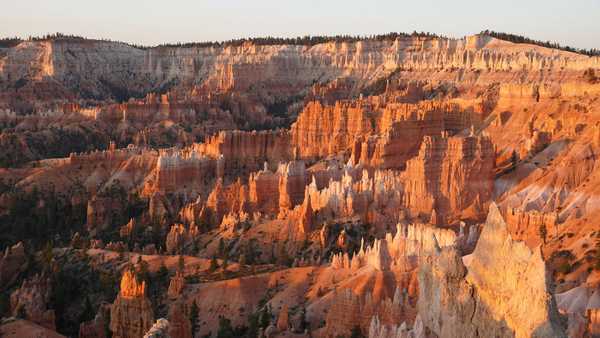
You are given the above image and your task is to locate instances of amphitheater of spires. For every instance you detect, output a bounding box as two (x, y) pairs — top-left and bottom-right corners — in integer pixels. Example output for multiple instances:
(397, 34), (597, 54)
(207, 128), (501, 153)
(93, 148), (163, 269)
(0, 31), (599, 338)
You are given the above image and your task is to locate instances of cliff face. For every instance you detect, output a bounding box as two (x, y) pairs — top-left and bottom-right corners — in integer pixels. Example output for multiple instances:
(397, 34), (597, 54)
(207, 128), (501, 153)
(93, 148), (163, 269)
(2, 35), (599, 103)
(401, 134), (495, 221)
(154, 149), (218, 194)
(291, 98), (477, 165)
(196, 130), (291, 172)
(417, 203), (566, 338)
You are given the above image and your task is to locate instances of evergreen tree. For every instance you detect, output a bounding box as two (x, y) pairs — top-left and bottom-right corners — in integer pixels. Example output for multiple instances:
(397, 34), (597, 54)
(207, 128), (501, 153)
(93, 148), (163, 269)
(595, 243), (600, 271)
(78, 296), (95, 323)
(238, 253), (247, 268)
(137, 258), (150, 283)
(178, 255), (185, 273)
(295, 307), (308, 333)
(539, 224), (548, 244)
(209, 255), (219, 272)
(217, 316), (235, 338)
(218, 238), (225, 258)
(156, 263), (170, 286)
(0, 291), (9, 318)
(41, 241), (54, 272)
(222, 252), (229, 271)
(277, 244), (290, 266)
(16, 305), (27, 319)
(246, 311), (260, 338)
(350, 325), (365, 338)
(189, 301), (200, 333)
(510, 150), (518, 170)
(259, 306), (271, 329)
(245, 241), (257, 265)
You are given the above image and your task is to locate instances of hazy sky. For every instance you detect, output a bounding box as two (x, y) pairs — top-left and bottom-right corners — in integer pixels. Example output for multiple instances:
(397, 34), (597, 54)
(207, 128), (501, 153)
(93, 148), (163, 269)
(1, 0), (599, 49)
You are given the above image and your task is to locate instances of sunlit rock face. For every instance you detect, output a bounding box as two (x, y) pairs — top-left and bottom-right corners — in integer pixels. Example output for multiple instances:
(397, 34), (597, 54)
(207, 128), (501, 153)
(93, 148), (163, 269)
(2, 35), (599, 104)
(400, 134), (495, 222)
(417, 203), (566, 338)
(110, 270), (154, 338)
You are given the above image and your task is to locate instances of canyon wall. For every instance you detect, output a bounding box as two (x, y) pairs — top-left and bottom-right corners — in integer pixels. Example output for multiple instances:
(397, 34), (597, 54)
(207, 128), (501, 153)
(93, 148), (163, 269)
(2, 35), (600, 104)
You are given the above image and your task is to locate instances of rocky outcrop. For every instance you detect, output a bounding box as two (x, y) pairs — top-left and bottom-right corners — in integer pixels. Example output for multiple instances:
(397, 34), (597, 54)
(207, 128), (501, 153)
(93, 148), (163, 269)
(79, 303), (110, 338)
(368, 315), (424, 338)
(417, 203), (566, 338)
(154, 149), (218, 194)
(291, 100), (374, 159)
(203, 178), (249, 227)
(10, 274), (55, 330)
(148, 192), (172, 222)
(110, 269), (154, 338)
(302, 165), (403, 228)
(297, 190), (314, 237)
(324, 286), (414, 337)
(167, 271), (186, 299)
(589, 307), (600, 337)
(165, 224), (199, 254)
(555, 286), (600, 337)
(278, 161), (308, 214)
(248, 164), (280, 214)
(276, 304), (289, 331)
(291, 98), (477, 167)
(195, 130), (291, 174)
(504, 207), (558, 245)
(331, 223), (457, 271)
(0, 241), (26, 288)
(144, 318), (170, 338)
(119, 218), (138, 239)
(401, 134), (495, 221)
(86, 196), (125, 231)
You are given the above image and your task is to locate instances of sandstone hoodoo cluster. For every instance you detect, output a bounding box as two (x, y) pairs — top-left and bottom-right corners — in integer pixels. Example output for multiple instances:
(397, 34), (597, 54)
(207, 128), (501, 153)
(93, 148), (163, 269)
(0, 32), (599, 337)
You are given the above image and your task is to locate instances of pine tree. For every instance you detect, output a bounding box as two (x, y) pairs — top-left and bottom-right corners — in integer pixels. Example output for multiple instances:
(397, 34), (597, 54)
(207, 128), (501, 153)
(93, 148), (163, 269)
(189, 301), (200, 333)
(16, 305), (27, 319)
(259, 306), (271, 329)
(156, 263), (169, 286)
(41, 241), (54, 272)
(539, 224), (548, 244)
(78, 296), (95, 323)
(238, 253), (246, 268)
(218, 238), (225, 258)
(222, 252), (229, 271)
(137, 259), (149, 283)
(350, 325), (364, 338)
(298, 307), (308, 333)
(209, 255), (219, 272)
(217, 316), (235, 338)
(178, 255), (185, 273)
(246, 311), (260, 338)
(277, 244), (290, 267)
(594, 243), (600, 271)
(511, 150), (518, 170)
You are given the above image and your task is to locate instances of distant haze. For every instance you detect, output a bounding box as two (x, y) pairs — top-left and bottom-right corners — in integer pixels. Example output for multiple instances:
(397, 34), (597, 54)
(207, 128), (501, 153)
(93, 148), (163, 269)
(1, 0), (599, 49)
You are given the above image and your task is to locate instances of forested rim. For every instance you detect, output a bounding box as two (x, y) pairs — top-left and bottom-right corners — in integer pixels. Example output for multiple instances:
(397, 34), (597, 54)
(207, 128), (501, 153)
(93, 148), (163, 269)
(1, 30), (598, 56)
